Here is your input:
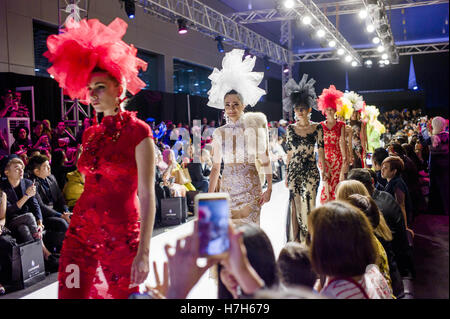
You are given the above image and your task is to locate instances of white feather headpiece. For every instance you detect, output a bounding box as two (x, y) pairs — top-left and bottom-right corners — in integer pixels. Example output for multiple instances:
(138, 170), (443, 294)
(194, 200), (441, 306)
(207, 49), (266, 109)
(342, 91), (365, 113)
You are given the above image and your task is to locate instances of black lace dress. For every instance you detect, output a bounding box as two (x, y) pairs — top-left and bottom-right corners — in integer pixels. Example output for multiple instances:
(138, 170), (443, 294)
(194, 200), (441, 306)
(286, 123), (324, 242)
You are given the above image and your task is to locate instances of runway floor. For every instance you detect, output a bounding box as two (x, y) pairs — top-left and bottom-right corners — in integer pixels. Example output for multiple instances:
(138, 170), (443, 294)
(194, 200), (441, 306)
(16, 181), (291, 299)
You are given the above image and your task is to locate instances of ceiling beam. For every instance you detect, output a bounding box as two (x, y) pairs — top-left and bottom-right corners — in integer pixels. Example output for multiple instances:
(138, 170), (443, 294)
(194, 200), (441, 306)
(230, 0), (449, 24)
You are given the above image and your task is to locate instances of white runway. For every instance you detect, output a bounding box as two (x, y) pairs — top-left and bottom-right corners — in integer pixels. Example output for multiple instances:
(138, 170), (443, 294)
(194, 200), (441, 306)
(21, 181), (291, 299)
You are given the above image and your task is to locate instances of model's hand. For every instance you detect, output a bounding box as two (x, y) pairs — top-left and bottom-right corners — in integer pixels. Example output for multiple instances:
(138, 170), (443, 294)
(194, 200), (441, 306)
(130, 251), (150, 288)
(259, 188), (272, 206)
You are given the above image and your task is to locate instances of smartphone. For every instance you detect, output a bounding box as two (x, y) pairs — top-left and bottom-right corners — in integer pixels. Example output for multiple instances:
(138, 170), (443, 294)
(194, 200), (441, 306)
(195, 192), (230, 258)
(366, 152), (373, 167)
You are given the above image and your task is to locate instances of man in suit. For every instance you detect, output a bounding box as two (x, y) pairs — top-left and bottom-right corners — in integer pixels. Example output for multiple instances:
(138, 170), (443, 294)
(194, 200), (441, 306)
(27, 154), (70, 252)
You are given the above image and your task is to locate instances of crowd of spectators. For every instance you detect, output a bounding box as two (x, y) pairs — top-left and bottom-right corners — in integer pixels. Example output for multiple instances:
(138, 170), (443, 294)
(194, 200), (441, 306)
(0, 106), (448, 299)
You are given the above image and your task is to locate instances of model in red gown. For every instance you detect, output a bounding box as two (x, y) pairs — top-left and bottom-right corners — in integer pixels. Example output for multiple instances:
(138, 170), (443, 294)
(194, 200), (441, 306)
(57, 111), (152, 298)
(44, 17), (153, 298)
(320, 120), (346, 203)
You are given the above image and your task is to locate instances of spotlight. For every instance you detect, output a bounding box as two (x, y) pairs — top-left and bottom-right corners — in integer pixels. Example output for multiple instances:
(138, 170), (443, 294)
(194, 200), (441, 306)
(351, 61), (358, 67)
(366, 24), (375, 33)
(377, 45), (385, 52)
(413, 85), (418, 90)
(328, 40), (336, 48)
(359, 10), (368, 19)
(123, 0), (135, 19)
(384, 59), (390, 65)
(381, 53), (388, 60)
(284, 0), (295, 9)
(337, 48), (345, 55)
(215, 36), (224, 53)
(317, 29), (326, 38)
(372, 37), (380, 44)
(302, 16), (312, 25)
(283, 64), (290, 73)
(378, 60), (385, 67)
(364, 59), (373, 68)
(345, 55), (352, 63)
(177, 18), (187, 34)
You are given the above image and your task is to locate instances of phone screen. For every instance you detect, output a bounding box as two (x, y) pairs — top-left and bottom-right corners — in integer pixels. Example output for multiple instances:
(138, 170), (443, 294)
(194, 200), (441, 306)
(366, 153), (373, 167)
(198, 197), (230, 257)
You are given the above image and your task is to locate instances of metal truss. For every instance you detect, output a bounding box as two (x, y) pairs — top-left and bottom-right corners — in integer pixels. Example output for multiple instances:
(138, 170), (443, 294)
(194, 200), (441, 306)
(292, 42), (449, 62)
(58, 0), (91, 137)
(136, 0), (289, 65)
(292, 0), (362, 65)
(230, 0), (449, 23)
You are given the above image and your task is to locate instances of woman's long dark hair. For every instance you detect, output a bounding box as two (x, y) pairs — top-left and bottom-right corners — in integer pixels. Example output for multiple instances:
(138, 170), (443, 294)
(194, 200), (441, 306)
(218, 223), (280, 299)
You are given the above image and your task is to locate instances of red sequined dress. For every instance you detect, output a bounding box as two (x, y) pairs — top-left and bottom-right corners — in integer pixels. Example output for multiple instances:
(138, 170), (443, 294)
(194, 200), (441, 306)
(58, 111), (152, 299)
(319, 120), (345, 204)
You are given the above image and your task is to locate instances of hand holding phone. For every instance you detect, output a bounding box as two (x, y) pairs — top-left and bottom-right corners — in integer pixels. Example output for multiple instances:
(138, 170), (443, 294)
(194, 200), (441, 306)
(196, 193), (230, 258)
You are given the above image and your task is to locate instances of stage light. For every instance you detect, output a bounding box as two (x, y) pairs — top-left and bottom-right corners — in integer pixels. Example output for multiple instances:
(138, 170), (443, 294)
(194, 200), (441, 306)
(264, 56), (270, 70)
(364, 59), (373, 68)
(366, 24), (375, 33)
(328, 40), (336, 48)
(384, 59), (390, 65)
(177, 18), (187, 34)
(283, 64), (290, 73)
(302, 16), (312, 25)
(351, 61), (358, 67)
(381, 53), (388, 60)
(372, 37), (380, 44)
(337, 48), (345, 55)
(359, 10), (368, 19)
(284, 0), (295, 9)
(215, 36), (224, 53)
(124, 0), (135, 19)
(345, 55), (352, 63)
(377, 45), (385, 52)
(413, 85), (418, 90)
(317, 29), (326, 38)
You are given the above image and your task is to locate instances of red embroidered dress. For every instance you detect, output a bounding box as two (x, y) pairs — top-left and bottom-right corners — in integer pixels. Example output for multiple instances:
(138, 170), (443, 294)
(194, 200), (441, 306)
(320, 120), (345, 204)
(58, 111), (152, 299)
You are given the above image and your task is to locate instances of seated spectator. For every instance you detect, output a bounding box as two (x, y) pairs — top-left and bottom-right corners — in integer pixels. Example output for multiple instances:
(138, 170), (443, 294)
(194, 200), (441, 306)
(76, 118), (92, 146)
(63, 169), (85, 210)
(27, 155), (71, 252)
(335, 180), (393, 292)
(217, 223), (279, 299)
(30, 121), (44, 146)
(51, 148), (77, 190)
(186, 146), (209, 193)
(0, 131), (8, 159)
(346, 168), (414, 279)
(0, 157), (59, 272)
(0, 190), (16, 294)
(372, 147), (389, 188)
(389, 142), (423, 217)
(421, 116), (449, 215)
(41, 119), (53, 141)
(51, 121), (74, 150)
(381, 156), (414, 238)
(162, 149), (195, 193)
(308, 201), (392, 299)
(10, 126), (31, 155)
(346, 194), (403, 298)
(277, 242), (317, 289)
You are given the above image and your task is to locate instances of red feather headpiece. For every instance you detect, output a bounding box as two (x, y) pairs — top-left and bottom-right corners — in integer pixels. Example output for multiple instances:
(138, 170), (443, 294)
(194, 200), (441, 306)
(44, 18), (147, 104)
(317, 85), (344, 115)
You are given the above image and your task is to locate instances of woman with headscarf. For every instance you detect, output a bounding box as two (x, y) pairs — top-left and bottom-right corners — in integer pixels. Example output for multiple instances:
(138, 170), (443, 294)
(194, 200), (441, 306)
(421, 116), (449, 215)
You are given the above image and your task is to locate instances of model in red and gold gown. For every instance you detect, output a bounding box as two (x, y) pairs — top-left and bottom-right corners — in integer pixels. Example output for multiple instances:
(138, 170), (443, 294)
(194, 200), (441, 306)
(57, 111), (152, 299)
(320, 120), (346, 204)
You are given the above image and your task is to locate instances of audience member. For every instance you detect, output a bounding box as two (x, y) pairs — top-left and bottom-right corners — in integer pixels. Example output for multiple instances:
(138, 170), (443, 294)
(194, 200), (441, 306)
(27, 155), (70, 253)
(277, 242), (317, 289)
(308, 201), (392, 299)
(372, 147), (389, 188)
(10, 126), (31, 155)
(50, 148), (76, 190)
(381, 156), (414, 237)
(346, 168), (414, 278)
(0, 190), (16, 294)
